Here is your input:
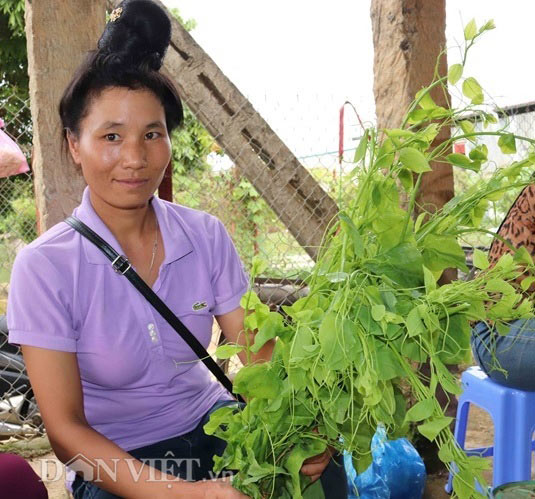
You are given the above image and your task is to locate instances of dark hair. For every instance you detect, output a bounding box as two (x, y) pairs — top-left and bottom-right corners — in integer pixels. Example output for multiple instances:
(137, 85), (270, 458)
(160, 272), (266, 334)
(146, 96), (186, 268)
(59, 0), (183, 143)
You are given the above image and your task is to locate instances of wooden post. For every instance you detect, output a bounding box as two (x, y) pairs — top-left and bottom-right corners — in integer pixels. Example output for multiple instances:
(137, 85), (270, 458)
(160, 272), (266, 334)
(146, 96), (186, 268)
(371, 0), (454, 215)
(25, 0), (106, 232)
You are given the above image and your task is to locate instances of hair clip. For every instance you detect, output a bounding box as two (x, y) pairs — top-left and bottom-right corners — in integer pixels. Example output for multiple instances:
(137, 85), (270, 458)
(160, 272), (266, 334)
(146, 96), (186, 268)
(109, 6), (123, 23)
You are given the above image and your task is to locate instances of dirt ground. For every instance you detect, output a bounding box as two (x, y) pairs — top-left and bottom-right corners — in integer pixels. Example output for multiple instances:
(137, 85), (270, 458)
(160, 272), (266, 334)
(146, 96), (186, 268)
(22, 405), (511, 499)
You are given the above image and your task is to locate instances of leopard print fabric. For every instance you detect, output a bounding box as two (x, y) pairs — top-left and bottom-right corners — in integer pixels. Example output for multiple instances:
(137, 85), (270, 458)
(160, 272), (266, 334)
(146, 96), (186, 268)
(488, 184), (535, 267)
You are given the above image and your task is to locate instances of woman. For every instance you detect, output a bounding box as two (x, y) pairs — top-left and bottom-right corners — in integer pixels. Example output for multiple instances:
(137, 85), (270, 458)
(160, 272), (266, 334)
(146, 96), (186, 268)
(472, 183), (535, 391)
(7, 1), (340, 497)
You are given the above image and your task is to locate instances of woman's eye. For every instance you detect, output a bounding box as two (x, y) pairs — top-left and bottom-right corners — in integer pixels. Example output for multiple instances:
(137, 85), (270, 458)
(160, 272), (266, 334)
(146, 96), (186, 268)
(105, 133), (119, 141)
(145, 131), (160, 140)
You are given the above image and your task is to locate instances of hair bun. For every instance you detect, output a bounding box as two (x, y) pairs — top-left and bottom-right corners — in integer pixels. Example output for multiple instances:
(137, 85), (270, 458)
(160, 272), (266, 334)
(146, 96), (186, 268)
(97, 0), (171, 71)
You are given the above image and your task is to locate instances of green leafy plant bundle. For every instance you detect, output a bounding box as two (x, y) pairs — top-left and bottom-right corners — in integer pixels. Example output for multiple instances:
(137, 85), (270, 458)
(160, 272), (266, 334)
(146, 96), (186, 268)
(206, 20), (535, 499)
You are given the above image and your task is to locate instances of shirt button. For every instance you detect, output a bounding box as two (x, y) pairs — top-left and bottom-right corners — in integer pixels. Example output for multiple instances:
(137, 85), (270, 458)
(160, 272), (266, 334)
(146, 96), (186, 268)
(148, 323), (155, 331)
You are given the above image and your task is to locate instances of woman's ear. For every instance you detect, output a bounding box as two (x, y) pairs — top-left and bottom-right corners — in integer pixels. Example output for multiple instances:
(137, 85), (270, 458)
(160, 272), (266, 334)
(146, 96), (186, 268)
(66, 129), (81, 165)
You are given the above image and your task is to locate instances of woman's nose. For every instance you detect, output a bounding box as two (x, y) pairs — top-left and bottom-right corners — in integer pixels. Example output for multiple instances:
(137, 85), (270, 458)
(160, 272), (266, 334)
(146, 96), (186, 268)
(121, 139), (147, 169)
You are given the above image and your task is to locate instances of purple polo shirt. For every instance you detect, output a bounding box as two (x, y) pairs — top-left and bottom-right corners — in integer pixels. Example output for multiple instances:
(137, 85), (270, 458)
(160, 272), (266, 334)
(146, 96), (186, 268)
(7, 187), (248, 451)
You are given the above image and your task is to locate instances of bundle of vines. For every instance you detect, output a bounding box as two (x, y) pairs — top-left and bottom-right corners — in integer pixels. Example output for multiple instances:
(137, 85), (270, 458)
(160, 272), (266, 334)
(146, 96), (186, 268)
(207, 20), (534, 499)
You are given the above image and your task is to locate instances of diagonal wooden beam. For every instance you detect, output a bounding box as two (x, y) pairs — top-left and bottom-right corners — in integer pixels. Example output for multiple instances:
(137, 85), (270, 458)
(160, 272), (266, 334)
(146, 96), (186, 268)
(110, 0), (339, 260)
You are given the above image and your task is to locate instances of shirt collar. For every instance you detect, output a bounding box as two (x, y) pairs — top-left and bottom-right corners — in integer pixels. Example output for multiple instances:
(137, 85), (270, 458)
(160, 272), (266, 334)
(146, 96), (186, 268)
(72, 187), (194, 266)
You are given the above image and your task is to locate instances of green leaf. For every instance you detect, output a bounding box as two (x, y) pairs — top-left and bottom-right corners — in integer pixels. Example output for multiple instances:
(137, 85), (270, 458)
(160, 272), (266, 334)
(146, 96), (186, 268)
(400, 338), (427, 362)
(285, 439), (327, 499)
(469, 144), (488, 161)
(353, 132), (368, 163)
(462, 77), (484, 104)
(398, 147), (432, 173)
(303, 480), (325, 499)
(371, 304), (386, 321)
(240, 291), (262, 310)
(516, 298), (532, 318)
(464, 19), (477, 40)
(488, 293), (521, 320)
(467, 455), (491, 471)
(339, 212), (364, 258)
(434, 358), (462, 395)
(485, 278), (515, 295)
(498, 133), (516, 154)
(233, 364), (282, 399)
(495, 321), (510, 336)
(472, 248), (489, 270)
(446, 153), (480, 171)
(438, 314), (471, 365)
(414, 212), (427, 233)
(376, 347), (405, 380)
(479, 19), (496, 33)
(521, 276), (535, 292)
(331, 391), (351, 423)
(326, 272), (349, 283)
(290, 325), (316, 361)
(420, 234), (468, 273)
(459, 120), (475, 136)
(251, 255), (268, 276)
(452, 469), (475, 498)
(251, 312), (285, 353)
(214, 344), (244, 359)
(385, 128), (416, 139)
(514, 246), (534, 265)
(203, 406), (236, 435)
(365, 243), (424, 288)
(407, 108), (431, 124)
(438, 444), (455, 464)
(319, 313), (354, 370)
(448, 63), (463, 85)
(406, 307), (425, 337)
(423, 265), (436, 293)
(418, 416), (453, 441)
(375, 140), (395, 169)
(371, 212), (407, 251)
(398, 168), (414, 192)
(355, 304), (382, 336)
(415, 88), (437, 110)
(418, 124), (440, 145)
(405, 399), (435, 422)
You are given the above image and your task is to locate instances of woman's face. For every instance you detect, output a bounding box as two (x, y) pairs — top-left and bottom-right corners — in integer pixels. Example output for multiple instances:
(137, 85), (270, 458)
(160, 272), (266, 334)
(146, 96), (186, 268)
(67, 86), (172, 212)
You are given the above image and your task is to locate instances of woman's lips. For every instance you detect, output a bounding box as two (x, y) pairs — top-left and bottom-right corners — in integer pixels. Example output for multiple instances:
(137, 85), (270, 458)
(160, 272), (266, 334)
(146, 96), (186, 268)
(114, 178), (149, 188)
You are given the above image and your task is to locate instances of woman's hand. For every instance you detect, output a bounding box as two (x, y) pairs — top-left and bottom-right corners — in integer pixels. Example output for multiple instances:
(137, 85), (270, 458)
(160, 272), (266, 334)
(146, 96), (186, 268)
(193, 478), (250, 499)
(300, 447), (333, 483)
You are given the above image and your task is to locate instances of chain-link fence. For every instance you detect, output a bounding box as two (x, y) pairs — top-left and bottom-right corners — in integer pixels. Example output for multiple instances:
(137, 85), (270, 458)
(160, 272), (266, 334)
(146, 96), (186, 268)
(0, 82), (38, 437)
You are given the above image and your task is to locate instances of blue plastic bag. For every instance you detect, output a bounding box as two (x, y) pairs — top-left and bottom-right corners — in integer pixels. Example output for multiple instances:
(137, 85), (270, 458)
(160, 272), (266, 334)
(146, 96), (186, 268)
(344, 425), (426, 499)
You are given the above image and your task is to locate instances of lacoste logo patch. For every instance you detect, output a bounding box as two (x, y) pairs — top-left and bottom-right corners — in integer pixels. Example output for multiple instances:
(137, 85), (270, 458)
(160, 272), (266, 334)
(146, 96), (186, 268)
(192, 301), (208, 311)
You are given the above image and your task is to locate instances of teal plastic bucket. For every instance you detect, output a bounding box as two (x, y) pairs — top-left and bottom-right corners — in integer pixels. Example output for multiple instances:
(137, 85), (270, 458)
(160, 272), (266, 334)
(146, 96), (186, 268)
(491, 481), (535, 498)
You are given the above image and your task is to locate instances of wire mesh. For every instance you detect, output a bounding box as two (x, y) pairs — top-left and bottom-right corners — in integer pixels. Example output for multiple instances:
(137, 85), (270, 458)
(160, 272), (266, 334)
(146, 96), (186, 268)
(0, 82), (38, 436)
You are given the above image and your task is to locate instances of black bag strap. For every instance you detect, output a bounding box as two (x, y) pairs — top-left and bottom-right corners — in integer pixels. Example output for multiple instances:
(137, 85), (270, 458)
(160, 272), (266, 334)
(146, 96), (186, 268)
(64, 216), (243, 404)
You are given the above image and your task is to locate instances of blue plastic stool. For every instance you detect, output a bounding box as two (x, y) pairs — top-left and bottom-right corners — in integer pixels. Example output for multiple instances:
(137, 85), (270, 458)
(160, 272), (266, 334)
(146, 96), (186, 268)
(445, 366), (535, 493)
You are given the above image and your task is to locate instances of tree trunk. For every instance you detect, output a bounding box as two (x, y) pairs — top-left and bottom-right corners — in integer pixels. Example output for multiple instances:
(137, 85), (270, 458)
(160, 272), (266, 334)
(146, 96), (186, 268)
(371, 0), (454, 217)
(25, 0), (106, 232)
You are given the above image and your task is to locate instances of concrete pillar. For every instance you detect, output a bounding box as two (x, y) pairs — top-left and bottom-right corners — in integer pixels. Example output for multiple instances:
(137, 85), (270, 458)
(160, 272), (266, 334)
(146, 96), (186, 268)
(25, 0), (106, 231)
